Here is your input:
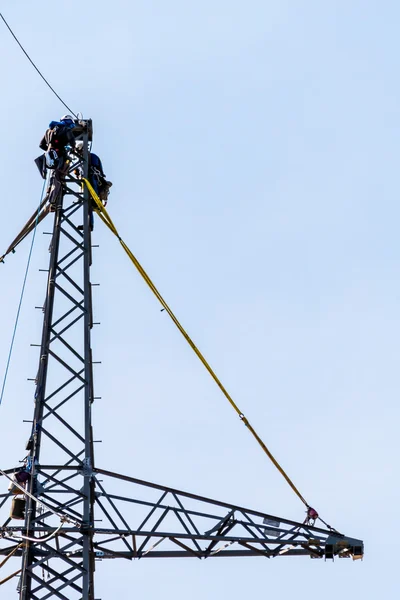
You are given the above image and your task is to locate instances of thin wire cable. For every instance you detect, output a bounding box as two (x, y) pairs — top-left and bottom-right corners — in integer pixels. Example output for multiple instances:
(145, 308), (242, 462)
(0, 12), (77, 118)
(0, 179), (47, 406)
(18, 521), (64, 543)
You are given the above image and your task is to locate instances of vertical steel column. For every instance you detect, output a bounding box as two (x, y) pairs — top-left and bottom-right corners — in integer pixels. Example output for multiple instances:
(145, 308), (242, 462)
(19, 183), (65, 600)
(81, 131), (95, 600)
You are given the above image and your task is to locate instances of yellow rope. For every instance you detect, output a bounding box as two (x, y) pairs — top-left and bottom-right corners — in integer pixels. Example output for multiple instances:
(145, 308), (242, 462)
(83, 179), (310, 508)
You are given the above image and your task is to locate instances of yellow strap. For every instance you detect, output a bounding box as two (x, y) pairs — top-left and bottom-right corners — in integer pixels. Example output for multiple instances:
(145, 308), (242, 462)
(83, 179), (309, 508)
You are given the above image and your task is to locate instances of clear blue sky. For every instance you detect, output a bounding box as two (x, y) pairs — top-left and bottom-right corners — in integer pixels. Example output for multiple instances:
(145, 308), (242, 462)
(0, 1), (398, 597)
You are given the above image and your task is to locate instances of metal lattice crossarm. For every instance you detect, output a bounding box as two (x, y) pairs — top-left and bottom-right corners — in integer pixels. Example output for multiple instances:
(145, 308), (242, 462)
(0, 466), (363, 564)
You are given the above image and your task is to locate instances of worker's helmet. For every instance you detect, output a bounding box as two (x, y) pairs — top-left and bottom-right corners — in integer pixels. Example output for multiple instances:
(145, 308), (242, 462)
(61, 115), (74, 122)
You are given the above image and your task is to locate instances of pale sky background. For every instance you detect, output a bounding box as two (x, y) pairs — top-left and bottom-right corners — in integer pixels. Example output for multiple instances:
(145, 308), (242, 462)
(0, 0), (398, 598)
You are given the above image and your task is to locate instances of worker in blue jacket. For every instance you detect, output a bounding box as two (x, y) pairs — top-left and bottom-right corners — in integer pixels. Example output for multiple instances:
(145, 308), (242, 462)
(39, 115), (76, 170)
(75, 142), (112, 204)
(75, 142), (112, 230)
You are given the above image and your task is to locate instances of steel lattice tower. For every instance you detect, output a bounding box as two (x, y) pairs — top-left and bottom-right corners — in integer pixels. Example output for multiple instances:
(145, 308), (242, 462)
(0, 120), (363, 599)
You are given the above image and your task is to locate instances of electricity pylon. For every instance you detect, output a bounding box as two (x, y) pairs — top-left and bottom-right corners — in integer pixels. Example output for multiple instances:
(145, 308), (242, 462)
(0, 120), (363, 599)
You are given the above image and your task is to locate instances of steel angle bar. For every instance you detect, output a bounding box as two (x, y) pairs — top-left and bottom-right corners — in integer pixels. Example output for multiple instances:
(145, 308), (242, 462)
(31, 498), (82, 524)
(42, 384), (85, 419)
(238, 521), (271, 553)
(32, 565), (82, 597)
(0, 468), (19, 476)
(56, 247), (84, 272)
(93, 534), (124, 545)
(57, 242), (82, 267)
(94, 497), (132, 553)
(47, 332), (85, 364)
(136, 490), (168, 533)
(27, 572), (71, 600)
(40, 470), (82, 493)
(50, 316), (85, 348)
(36, 471), (84, 497)
(51, 302), (84, 329)
(44, 372), (85, 404)
(168, 536), (202, 558)
(271, 530), (305, 557)
(28, 559), (84, 599)
(37, 464), (83, 472)
(172, 492), (202, 537)
(57, 226), (84, 252)
(205, 510), (235, 536)
(57, 250), (85, 274)
(60, 187), (84, 202)
(0, 493), (12, 511)
(91, 492), (157, 512)
(46, 350), (86, 383)
(35, 537), (85, 567)
(138, 507), (171, 553)
(60, 201), (82, 218)
(171, 508), (202, 553)
(39, 428), (84, 464)
(54, 266), (84, 295)
(41, 478), (82, 496)
(237, 541), (272, 557)
(93, 478), (132, 533)
(35, 571), (84, 599)
(204, 522), (235, 556)
(93, 543), (133, 561)
(141, 537), (166, 557)
(53, 282), (85, 311)
(63, 177), (82, 189)
(59, 215), (84, 235)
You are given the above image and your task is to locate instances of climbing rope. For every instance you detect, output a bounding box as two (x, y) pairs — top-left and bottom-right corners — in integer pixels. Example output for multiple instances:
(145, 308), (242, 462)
(83, 179), (313, 512)
(0, 180), (47, 407)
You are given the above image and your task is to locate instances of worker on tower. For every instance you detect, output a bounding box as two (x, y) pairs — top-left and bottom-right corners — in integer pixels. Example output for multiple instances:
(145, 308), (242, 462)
(74, 141), (112, 230)
(75, 141), (112, 205)
(90, 152), (113, 205)
(35, 115), (76, 208)
(38, 115), (76, 170)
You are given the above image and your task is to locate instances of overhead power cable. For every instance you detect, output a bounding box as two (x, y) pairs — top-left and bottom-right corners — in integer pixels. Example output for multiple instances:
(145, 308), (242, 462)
(0, 12), (77, 118)
(0, 179), (47, 406)
(83, 179), (316, 515)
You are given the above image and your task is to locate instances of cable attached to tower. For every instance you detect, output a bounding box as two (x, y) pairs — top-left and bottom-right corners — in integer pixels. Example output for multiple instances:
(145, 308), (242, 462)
(0, 179), (47, 407)
(0, 12), (77, 118)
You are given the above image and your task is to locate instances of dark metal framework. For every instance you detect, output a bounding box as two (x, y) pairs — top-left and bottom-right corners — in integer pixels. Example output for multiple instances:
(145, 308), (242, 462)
(0, 120), (363, 599)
